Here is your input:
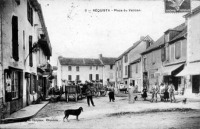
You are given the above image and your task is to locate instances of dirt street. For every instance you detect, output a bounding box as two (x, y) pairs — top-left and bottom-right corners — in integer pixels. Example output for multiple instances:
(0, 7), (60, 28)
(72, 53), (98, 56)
(1, 95), (200, 129)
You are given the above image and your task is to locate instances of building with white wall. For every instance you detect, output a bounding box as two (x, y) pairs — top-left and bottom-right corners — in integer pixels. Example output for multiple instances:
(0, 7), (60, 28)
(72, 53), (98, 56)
(57, 56), (104, 86)
(57, 55), (117, 86)
(0, 0), (52, 119)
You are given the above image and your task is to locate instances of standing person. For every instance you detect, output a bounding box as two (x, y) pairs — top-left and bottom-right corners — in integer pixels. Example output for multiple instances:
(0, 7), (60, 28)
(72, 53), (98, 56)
(151, 82), (159, 102)
(164, 83), (169, 101)
(142, 87), (148, 101)
(86, 84), (95, 107)
(168, 83), (176, 103)
(108, 85), (115, 102)
(159, 83), (165, 101)
(128, 83), (135, 103)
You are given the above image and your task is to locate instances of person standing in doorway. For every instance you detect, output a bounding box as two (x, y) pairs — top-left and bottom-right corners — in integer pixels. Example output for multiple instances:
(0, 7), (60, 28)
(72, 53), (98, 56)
(168, 83), (176, 103)
(86, 84), (95, 107)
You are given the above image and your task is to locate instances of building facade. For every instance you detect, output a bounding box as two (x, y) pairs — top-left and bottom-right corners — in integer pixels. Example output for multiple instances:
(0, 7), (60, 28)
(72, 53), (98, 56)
(178, 6), (200, 96)
(57, 55), (116, 87)
(162, 23), (187, 93)
(99, 54), (116, 85)
(0, 0), (52, 119)
(115, 36), (153, 91)
(141, 23), (186, 92)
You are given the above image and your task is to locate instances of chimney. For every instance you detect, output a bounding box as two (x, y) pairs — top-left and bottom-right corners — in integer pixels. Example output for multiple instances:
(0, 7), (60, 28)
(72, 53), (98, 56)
(99, 54), (103, 59)
(140, 36), (145, 40)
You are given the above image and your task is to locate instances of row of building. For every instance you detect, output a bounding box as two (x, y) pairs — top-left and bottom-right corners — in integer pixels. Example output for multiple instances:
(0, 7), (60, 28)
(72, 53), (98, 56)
(115, 6), (200, 96)
(0, 0), (53, 119)
(56, 6), (200, 97)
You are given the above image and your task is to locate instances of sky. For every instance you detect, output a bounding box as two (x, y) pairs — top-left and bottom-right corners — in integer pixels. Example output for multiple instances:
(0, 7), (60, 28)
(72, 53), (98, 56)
(38, 0), (200, 66)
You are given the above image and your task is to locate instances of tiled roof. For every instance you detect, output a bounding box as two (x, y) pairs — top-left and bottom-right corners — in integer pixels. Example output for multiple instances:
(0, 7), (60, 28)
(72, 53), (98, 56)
(116, 35), (153, 61)
(170, 27), (187, 43)
(101, 57), (117, 65)
(58, 57), (103, 66)
(116, 38), (145, 61)
(141, 23), (186, 55)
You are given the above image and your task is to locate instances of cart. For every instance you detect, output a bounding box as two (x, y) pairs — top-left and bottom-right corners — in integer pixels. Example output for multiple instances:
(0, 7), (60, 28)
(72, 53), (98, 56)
(65, 85), (82, 102)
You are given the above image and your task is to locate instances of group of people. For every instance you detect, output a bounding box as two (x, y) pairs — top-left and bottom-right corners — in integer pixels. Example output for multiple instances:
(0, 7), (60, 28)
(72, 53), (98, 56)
(85, 80), (115, 107)
(150, 82), (176, 103)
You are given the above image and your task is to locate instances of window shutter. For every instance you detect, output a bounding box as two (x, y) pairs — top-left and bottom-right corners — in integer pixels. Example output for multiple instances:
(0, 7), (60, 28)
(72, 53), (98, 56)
(19, 71), (23, 98)
(29, 36), (33, 67)
(175, 41), (181, 59)
(12, 16), (19, 61)
(161, 47), (166, 62)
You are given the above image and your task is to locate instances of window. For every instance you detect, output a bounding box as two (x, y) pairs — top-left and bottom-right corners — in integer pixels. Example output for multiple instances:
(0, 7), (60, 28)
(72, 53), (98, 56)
(170, 44), (175, 61)
(12, 16), (19, 61)
(29, 36), (33, 67)
(30, 74), (36, 94)
(68, 75), (72, 81)
(124, 55), (128, 63)
(143, 57), (147, 70)
(90, 66), (92, 70)
(161, 47), (165, 62)
(11, 71), (19, 99)
(110, 65), (113, 70)
(96, 74), (99, 80)
(27, 1), (33, 25)
(76, 66), (79, 71)
(152, 52), (155, 65)
(136, 63), (138, 73)
(146, 40), (151, 49)
(96, 66), (98, 70)
(130, 65), (133, 78)
(76, 75), (80, 81)
(125, 66), (128, 75)
(175, 41), (181, 59)
(68, 66), (72, 71)
(89, 74), (92, 81)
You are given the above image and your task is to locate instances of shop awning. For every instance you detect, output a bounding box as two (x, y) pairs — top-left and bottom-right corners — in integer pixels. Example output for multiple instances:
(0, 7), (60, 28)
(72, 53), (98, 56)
(176, 62), (200, 76)
(162, 64), (184, 76)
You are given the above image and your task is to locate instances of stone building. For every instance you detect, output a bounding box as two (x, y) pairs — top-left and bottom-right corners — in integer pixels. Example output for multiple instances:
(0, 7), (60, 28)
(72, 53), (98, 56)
(0, 0), (52, 119)
(141, 23), (186, 92)
(57, 55), (116, 86)
(178, 6), (200, 96)
(115, 36), (153, 91)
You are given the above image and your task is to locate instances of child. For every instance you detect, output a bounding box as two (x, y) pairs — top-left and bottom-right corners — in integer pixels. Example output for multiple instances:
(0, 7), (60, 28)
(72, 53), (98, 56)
(142, 87), (147, 100)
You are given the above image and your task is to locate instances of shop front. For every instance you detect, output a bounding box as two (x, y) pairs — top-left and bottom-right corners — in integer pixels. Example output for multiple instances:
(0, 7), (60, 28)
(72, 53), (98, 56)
(162, 63), (184, 93)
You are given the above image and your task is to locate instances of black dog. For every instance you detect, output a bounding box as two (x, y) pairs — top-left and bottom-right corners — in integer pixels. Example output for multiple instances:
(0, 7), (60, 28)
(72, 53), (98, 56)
(182, 98), (187, 104)
(63, 107), (83, 122)
(134, 96), (138, 101)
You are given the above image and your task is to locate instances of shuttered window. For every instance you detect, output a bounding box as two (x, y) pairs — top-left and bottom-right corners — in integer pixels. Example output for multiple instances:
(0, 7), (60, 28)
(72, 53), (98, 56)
(12, 16), (19, 61)
(68, 75), (72, 81)
(89, 74), (92, 81)
(152, 52), (156, 65)
(27, 1), (33, 25)
(29, 36), (33, 67)
(76, 75), (80, 81)
(30, 74), (36, 94)
(175, 41), (181, 59)
(96, 74), (99, 80)
(161, 47), (165, 62)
